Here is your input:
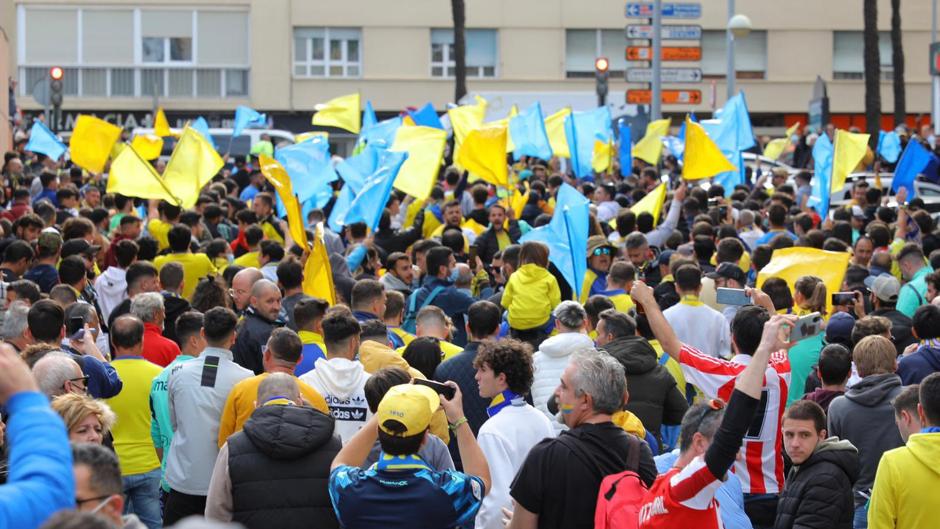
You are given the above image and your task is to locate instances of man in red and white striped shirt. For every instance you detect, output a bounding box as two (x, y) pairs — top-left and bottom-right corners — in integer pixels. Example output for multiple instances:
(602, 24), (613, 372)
(632, 282), (791, 529)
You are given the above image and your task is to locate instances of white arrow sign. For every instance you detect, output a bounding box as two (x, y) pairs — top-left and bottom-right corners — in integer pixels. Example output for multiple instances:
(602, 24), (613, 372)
(625, 24), (702, 40)
(626, 67), (703, 83)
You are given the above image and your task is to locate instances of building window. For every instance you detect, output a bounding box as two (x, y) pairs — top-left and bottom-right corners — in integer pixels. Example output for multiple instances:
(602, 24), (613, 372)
(293, 28), (361, 78)
(833, 31), (893, 80)
(430, 29), (497, 78)
(565, 29), (627, 79)
(701, 30), (767, 79)
(17, 6), (249, 99)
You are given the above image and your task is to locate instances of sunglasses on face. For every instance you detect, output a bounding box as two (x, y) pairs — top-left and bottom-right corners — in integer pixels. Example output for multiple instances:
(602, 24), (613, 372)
(592, 247), (612, 256)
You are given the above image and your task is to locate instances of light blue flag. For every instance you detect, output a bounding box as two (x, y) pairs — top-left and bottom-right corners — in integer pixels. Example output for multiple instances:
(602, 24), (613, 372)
(702, 93), (754, 195)
(362, 101), (378, 133)
(191, 117), (216, 149)
(25, 120), (67, 161)
(407, 103), (443, 130)
(232, 105), (266, 138)
(565, 107), (612, 180)
(274, 136), (337, 204)
(510, 102), (553, 161)
(360, 116), (402, 148)
(877, 131), (902, 164)
(341, 150), (409, 231)
(520, 183), (590, 296)
(809, 133), (834, 219)
(618, 123), (632, 177)
(892, 139), (937, 198)
(329, 143), (386, 231)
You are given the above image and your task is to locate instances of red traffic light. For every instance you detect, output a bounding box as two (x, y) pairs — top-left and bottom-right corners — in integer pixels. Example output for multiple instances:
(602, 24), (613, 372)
(49, 67), (64, 81)
(595, 57), (610, 73)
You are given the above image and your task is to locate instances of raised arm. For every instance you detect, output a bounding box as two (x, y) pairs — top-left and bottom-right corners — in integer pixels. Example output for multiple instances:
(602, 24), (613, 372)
(631, 281), (682, 361)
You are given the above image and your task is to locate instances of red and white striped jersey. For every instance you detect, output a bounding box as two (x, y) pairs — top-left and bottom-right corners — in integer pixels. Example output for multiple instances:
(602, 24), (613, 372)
(639, 457), (723, 529)
(678, 344), (791, 495)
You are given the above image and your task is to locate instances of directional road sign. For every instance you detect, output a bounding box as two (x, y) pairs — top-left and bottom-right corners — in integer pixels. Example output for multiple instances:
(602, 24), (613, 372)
(625, 24), (702, 40)
(626, 46), (702, 61)
(625, 2), (702, 19)
(627, 89), (702, 104)
(626, 67), (703, 83)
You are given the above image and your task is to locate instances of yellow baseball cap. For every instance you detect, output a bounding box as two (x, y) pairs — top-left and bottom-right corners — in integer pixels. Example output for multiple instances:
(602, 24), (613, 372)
(376, 384), (440, 437)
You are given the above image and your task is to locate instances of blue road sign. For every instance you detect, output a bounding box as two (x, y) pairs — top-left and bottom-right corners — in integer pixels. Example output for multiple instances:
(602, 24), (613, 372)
(625, 2), (702, 19)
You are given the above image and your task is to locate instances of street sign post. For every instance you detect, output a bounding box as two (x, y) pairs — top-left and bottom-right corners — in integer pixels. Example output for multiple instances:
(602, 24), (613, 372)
(626, 67), (702, 83)
(627, 89), (702, 104)
(626, 46), (701, 61)
(625, 24), (702, 40)
(625, 2), (702, 18)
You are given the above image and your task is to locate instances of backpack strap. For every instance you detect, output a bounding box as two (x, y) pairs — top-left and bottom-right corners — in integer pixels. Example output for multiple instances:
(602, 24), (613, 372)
(556, 430), (643, 481)
(658, 354), (670, 366)
(904, 283), (925, 306)
(420, 286), (446, 311)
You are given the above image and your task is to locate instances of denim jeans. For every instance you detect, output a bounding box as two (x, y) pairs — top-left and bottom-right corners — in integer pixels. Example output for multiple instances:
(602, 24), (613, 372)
(123, 469), (163, 529)
(853, 504), (869, 529)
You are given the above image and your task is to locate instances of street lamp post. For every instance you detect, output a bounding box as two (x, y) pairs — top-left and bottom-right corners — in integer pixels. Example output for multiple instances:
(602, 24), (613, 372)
(726, 2), (753, 101)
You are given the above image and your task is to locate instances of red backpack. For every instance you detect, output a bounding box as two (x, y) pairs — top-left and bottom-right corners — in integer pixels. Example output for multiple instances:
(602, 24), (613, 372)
(557, 432), (647, 529)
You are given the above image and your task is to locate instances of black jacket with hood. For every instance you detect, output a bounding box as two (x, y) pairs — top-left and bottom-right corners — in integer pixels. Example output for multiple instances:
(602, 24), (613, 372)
(602, 335), (689, 444)
(775, 437), (859, 529)
(227, 404), (342, 529)
(232, 307), (283, 375)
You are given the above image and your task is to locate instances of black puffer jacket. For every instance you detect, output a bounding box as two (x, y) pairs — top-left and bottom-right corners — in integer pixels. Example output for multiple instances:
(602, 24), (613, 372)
(601, 335), (688, 445)
(228, 404), (342, 529)
(775, 438), (859, 529)
(473, 220), (521, 265)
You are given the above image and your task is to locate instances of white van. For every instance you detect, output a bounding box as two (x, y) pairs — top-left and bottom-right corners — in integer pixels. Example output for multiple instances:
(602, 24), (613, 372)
(130, 128), (295, 160)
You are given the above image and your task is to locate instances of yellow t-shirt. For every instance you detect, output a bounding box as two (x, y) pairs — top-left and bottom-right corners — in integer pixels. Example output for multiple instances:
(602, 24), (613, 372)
(154, 252), (218, 300)
(233, 250), (261, 269)
(106, 357), (163, 475)
(148, 218), (172, 251)
(217, 373), (330, 447)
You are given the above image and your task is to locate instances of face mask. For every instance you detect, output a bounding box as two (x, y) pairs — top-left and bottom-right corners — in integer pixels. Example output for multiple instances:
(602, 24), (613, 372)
(226, 254), (234, 264)
(448, 267), (460, 282)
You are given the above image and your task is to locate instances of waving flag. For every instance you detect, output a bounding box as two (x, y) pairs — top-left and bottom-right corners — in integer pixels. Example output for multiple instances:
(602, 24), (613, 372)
(764, 122), (801, 161)
(544, 108), (571, 158)
(232, 106), (266, 138)
(633, 118), (671, 165)
(831, 129), (870, 193)
(275, 136), (337, 204)
(520, 183), (590, 296)
(24, 120), (67, 161)
(631, 183), (667, 227)
(154, 107), (172, 137)
(190, 117), (216, 149)
(682, 118), (736, 180)
(390, 125), (447, 200)
(259, 154), (308, 249)
(808, 133), (834, 218)
(757, 247), (850, 314)
(107, 145), (177, 204)
(509, 102), (553, 161)
(892, 139), (938, 198)
(342, 150), (409, 231)
(877, 131), (902, 164)
(312, 93), (361, 134)
(130, 134), (163, 161)
(70, 115), (122, 174)
(565, 107), (612, 179)
(362, 100), (378, 133)
(303, 224), (336, 305)
(162, 127), (224, 208)
(618, 122), (632, 177)
(448, 98), (488, 165)
(456, 125), (509, 187)
(407, 103), (444, 130)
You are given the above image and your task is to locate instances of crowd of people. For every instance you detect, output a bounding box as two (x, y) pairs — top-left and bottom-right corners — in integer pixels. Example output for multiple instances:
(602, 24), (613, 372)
(0, 117), (939, 529)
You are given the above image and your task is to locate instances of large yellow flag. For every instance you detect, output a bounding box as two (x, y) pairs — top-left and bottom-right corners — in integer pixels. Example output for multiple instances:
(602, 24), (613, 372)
(302, 224), (336, 305)
(544, 108), (571, 158)
(683, 118), (736, 180)
(763, 122), (800, 161)
(311, 93), (361, 134)
(106, 145), (178, 203)
(161, 127), (224, 208)
(448, 98), (487, 166)
(130, 134), (163, 161)
(258, 154), (308, 249)
(633, 118), (671, 165)
(631, 183), (667, 227)
(70, 115), (122, 174)
(390, 126), (447, 200)
(831, 129), (870, 193)
(154, 108), (172, 137)
(757, 247), (851, 314)
(592, 140), (615, 173)
(456, 125), (509, 187)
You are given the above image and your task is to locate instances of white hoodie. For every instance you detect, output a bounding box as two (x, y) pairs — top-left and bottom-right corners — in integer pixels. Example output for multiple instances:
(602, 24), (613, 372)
(94, 266), (127, 323)
(531, 332), (595, 430)
(299, 357), (372, 444)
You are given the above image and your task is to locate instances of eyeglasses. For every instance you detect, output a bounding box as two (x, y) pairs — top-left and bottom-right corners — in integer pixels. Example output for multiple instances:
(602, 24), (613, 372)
(75, 494), (111, 507)
(68, 375), (90, 390)
(690, 398), (726, 433)
(592, 247), (612, 257)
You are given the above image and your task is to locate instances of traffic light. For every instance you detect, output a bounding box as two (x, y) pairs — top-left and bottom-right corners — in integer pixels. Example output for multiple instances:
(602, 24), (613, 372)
(49, 67), (64, 131)
(595, 57), (610, 106)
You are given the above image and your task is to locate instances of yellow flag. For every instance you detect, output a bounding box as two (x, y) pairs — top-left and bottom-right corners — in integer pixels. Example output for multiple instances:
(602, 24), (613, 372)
(631, 183), (667, 227)
(106, 145), (177, 203)
(130, 134), (163, 161)
(162, 127), (225, 208)
(763, 122), (801, 161)
(544, 108), (571, 158)
(448, 100), (487, 168)
(311, 93), (361, 134)
(633, 118), (671, 165)
(456, 125), (509, 187)
(303, 224), (336, 305)
(390, 126), (447, 200)
(592, 140), (615, 173)
(682, 118), (736, 180)
(756, 247), (851, 314)
(258, 154), (308, 249)
(70, 115), (122, 174)
(831, 129), (871, 193)
(154, 108), (172, 137)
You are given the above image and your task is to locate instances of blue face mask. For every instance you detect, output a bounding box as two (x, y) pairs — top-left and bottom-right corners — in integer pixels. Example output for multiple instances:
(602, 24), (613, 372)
(448, 267), (460, 282)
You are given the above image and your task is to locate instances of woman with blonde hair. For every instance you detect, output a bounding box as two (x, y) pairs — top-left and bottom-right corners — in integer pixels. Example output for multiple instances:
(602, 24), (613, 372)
(51, 393), (116, 445)
(788, 275), (828, 406)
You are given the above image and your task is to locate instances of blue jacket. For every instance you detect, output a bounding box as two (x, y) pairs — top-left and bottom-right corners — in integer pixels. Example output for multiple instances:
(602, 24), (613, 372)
(0, 392), (75, 529)
(898, 344), (940, 385)
(410, 277), (475, 346)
